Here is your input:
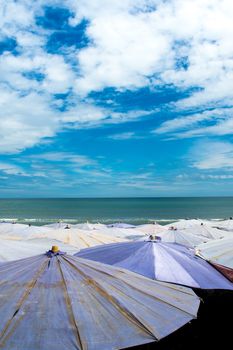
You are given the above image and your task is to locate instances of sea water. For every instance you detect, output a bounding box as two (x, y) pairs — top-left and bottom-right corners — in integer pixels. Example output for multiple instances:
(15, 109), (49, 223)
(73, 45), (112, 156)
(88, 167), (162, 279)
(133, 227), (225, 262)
(0, 197), (233, 225)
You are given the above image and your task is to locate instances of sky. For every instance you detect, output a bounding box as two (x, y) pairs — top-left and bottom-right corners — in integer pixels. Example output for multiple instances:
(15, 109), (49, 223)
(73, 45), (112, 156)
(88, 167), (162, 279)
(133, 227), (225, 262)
(1, 0), (233, 197)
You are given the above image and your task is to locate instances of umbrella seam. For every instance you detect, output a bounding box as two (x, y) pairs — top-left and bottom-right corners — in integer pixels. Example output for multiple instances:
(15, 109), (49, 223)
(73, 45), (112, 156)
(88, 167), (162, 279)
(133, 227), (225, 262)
(0, 258), (49, 346)
(57, 256), (84, 350)
(62, 256), (159, 340)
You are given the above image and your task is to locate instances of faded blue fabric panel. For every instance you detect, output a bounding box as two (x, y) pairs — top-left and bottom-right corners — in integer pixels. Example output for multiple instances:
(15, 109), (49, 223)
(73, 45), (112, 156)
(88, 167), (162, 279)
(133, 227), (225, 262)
(76, 241), (143, 264)
(0, 252), (200, 349)
(60, 257), (155, 350)
(76, 241), (233, 289)
(0, 256), (80, 350)
(64, 256), (199, 341)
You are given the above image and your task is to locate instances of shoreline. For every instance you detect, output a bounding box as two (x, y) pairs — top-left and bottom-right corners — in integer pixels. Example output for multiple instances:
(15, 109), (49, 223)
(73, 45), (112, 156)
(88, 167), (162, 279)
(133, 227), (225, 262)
(0, 217), (231, 226)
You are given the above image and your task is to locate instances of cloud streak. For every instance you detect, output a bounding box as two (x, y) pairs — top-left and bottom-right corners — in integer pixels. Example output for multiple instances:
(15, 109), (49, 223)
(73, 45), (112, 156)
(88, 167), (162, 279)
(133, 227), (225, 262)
(1, 1), (233, 153)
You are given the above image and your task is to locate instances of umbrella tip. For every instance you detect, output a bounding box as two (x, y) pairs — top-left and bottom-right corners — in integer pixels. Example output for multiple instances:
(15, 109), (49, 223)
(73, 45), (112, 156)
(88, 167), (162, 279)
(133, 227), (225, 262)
(51, 245), (59, 253)
(148, 235), (162, 242)
(46, 246), (66, 258)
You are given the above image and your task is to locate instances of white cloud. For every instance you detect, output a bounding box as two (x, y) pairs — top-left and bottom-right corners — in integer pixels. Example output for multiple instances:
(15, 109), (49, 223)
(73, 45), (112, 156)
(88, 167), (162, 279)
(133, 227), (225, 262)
(108, 132), (136, 140)
(74, 10), (171, 95)
(200, 174), (233, 180)
(0, 88), (58, 153)
(191, 141), (233, 169)
(0, 1), (34, 37)
(30, 152), (95, 166)
(176, 172), (233, 180)
(1, 0), (233, 153)
(0, 162), (29, 176)
(154, 108), (233, 137)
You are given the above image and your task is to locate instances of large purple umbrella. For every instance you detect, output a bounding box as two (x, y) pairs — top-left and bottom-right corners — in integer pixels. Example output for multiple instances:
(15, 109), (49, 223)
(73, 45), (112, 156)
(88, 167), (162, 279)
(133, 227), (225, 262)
(76, 239), (233, 290)
(0, 248), (200, 350)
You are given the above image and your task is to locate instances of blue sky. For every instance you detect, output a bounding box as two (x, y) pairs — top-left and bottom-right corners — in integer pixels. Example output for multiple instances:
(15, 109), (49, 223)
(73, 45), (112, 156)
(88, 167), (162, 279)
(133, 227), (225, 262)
(1, 0), (233, 197)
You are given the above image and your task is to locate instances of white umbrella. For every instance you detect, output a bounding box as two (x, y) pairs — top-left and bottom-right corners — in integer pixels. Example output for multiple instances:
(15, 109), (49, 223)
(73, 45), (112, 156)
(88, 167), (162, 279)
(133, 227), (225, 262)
(0, 249), (200, 350)
(73, 222), (107, 230)
(184, 225), (227, 240)
(76, 240), (233, 290)
(166, 219), (214, 230)
(0, 238), (77, 262)
(0, 223), (52, 240)
(213, 219), (233, 231)
(136, 223), (168, 235)
(44, 222), (73, 229)
(94, 227), (146, 239)
(42, 228), (128, 249)
(196, 237), (233, 268)
(157, 227), (210, 248)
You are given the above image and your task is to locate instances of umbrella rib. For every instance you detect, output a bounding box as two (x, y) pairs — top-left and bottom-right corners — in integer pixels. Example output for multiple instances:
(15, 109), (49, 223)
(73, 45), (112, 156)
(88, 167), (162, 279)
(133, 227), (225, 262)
(57, 257), (84, 350)
(78, 235), (91, 248)
(62, 256), (158, 340)
(68, 256), (199, 318)
(0, 259), (48, 344)
(87, 235), (105, 245)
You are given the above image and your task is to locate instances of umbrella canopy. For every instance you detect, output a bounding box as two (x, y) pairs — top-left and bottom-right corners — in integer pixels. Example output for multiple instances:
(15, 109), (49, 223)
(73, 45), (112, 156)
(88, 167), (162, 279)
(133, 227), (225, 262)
(213, 219), (233, 231)
(196, 237), (233, 269)
(94, 227), (146, 239)
(44, 228), (128, 249)
(136, 223), (168, 235)
(208, 262), (233, 282)
(0, 250), (200, 350)
(0, 224), (127, 249)
(76, 240), (233, 290)
(165, 219), (214, 229)
(73, 222), (107, 230)
(183, 225), (227, 240)
(0, 223), (53, 240)
(0, 238), (77, 262)
(107, 223), (136, 228)
(44, 222), (73, 229)
(157, 227), (211, 248)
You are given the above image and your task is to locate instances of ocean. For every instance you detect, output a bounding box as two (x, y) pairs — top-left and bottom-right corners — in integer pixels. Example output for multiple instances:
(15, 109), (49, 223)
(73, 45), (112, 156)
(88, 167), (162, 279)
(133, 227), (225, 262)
(0, 197), (233, 225)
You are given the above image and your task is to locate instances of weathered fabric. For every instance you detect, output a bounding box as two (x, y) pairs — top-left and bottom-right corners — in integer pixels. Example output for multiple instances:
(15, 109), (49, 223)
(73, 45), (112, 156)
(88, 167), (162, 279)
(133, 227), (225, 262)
(0, 253), (200, 350)
(76, 240), (233, 290)
(196, 237), (233, 270)
(0, 238), (77, 262)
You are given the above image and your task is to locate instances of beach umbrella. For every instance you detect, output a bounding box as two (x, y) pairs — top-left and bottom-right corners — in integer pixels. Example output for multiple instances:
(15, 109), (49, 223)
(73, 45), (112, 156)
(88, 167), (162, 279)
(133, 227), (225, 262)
(43, 228), (128, 249)
(0, 223), (27, 236)
(213, 219), (233, 231)
(184, 225), (227, 240)
(94, 227), (146, 239)
(157, 227), (211, 248)
(76, 239), (233, 290)
(0, 238), (77, 262)
(0, 223), (53, 240)
(44, 222), (73, 229)
(136, 223), (168, 235)
(0, 248), (200, 350)
(0, 223), (127, 248)
(196, 237), (233, 281)
(165, 219), (214, 230)
(73, 222), (107, 230)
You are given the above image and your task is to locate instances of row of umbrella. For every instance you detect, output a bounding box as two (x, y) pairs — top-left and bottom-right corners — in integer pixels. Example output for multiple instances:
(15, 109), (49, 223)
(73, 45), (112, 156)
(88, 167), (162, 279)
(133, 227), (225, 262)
(0, 221), (231, 244)
(0, 222), (232, 278)
(0, 220), (232, 349)
(43, 218), (233, 231)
